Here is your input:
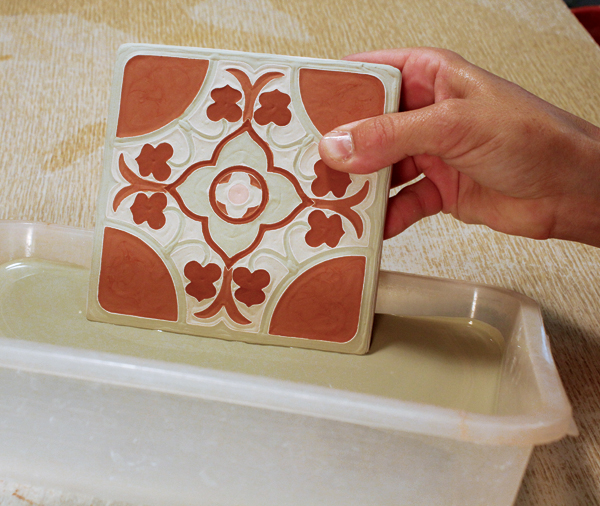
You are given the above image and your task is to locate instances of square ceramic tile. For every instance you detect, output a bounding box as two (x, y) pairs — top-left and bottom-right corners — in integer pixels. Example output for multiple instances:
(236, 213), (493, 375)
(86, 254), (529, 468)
(87, 44), (400, 354)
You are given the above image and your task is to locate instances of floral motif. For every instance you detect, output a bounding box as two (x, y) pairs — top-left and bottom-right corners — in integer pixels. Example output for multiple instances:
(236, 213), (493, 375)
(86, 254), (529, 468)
(254, 89), (292, 126)
(110, 66), (372, 329)
(136, 143), (174, 181)
(212, 168), (267, 223)
(305, 210), (345, 248)
(233, 267), (270, 307)
(130, 193), (168, 229)
(207, 85), (243, 122)
(311, 160), (352, 198)
(184, 261), (222, 302)
(172, 127), (309, 268)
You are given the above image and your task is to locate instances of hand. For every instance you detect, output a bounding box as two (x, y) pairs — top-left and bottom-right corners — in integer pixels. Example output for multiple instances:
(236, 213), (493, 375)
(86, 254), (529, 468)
(318, 48), (600, 247)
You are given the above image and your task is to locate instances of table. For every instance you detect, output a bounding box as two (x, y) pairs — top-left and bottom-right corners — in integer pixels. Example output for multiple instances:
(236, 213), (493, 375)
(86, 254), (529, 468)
(1, 0), (599, 504)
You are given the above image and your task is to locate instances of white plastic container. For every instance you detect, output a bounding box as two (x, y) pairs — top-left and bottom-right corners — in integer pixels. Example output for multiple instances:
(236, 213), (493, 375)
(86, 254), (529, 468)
(0, 221), (575, 506)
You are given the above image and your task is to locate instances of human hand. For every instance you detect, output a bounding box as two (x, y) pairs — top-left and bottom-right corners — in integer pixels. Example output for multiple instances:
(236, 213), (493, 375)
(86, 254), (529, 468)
(318, 48), (600, 247)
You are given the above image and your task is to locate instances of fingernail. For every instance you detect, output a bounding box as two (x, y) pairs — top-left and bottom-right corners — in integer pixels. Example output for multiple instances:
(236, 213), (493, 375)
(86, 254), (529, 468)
(321, 131), (354, 162)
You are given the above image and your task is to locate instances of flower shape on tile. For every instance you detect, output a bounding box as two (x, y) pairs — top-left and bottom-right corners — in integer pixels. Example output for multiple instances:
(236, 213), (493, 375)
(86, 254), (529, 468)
(212, 168), (267, 223)
(311, 160), (352, 198)
(233, 267), (270, 307)
(130, 193), (167, 229)
(184, 261), (222, 303)
(225, 68), (285, 122)
(254, 89), (292, 127)
(136, 143), (174, 181)
(305, 210), (345, 248)
(171, 125), (311, 268)
(206, 85), (243, 122)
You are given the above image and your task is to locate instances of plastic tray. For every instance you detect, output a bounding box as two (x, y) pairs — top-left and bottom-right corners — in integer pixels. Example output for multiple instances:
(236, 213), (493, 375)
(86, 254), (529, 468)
(0, 221), (575, 506)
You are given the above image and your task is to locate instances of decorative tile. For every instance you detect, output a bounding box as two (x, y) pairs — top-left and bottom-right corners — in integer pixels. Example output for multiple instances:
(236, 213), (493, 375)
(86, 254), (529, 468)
(87, 44), (401, 354)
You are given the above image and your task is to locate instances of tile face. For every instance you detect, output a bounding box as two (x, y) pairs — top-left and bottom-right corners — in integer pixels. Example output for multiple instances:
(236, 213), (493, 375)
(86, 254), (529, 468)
(87, 44), (401, 354)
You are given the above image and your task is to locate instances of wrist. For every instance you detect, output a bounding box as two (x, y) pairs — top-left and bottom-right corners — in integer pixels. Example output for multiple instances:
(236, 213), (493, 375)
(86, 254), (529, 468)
(552, 124), (600, 247)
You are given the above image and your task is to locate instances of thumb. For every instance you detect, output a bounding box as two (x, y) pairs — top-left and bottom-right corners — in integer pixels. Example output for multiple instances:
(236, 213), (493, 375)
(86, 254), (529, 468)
(318, 100), (468, 174)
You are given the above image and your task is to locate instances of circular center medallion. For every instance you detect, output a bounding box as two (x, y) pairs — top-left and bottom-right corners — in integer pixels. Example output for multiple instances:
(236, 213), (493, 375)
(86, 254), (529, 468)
(209, 166), (269, 224)
(228, 183), (250, 205)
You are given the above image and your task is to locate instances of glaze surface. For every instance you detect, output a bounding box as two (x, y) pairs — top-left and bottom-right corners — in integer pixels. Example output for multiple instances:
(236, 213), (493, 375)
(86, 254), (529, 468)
(8, 259), (503, 413)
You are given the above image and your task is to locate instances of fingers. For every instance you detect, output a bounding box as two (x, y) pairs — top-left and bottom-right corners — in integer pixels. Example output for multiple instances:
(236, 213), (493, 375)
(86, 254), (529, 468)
(345, 48), (475, 111)
(344, 48), (419, 70)
(384, 176), (443, 238)
(317, 47), (489, 175)
(319, 100), (471, 174)
(390, 157), (421, 188)
(343, 47), (464, 74)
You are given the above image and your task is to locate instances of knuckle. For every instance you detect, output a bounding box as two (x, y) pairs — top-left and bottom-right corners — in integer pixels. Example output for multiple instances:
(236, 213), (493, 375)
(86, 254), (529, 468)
(428, 47), (455, 60)
(431, 100), (470, 154)
(423, 47), (466, 69)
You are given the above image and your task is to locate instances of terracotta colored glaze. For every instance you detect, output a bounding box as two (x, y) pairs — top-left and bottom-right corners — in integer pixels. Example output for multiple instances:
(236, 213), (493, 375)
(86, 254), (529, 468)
(98, 227), (178, 321)
(206, 85), (243, 122)
(305, 210), (344, 248)
(215, 200), (229, 216)
(227, 69), (284, 121)
(184, 261), (222, 302)
(269, 256), (366, 342)
(313, 181), (369, 238)
(117, 55), (209, 138)
(113, 154), (168, 211)
(233, 267), (270, 307)
(193, 267), (250, 325)
(130, 193), (167, 230)
(242, 205), (260, 220)
(311, 159), (351, 198)
(299, 69), (386, 135)
(249, 174), (261, 189)
(136, 143), (174, 181)
(254, 89), (292, 126)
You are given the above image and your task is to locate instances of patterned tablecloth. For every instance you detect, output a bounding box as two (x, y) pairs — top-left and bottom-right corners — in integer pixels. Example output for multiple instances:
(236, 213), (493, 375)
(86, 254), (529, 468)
(1, 0), (600, 504)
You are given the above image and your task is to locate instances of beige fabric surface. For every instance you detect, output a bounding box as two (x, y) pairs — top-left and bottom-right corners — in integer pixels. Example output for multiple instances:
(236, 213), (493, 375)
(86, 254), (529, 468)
(1, 0), (600, 504)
